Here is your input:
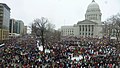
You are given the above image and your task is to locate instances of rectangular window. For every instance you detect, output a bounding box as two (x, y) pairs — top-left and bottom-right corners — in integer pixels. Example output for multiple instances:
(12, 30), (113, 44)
(0, 14), (3, 16)
(0, 10), (3, 13)
(91, 33), (93, 35)
(89, 33), (90, 35)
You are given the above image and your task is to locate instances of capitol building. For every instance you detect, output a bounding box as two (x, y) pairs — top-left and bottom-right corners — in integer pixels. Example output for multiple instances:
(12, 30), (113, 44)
(61, 0), (103, 38)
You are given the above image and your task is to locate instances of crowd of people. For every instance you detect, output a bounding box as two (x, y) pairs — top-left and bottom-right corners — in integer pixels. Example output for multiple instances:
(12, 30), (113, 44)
(0, 35), (120, 68)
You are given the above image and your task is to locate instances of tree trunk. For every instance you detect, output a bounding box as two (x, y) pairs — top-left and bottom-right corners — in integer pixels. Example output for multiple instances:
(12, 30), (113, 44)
(116, 29), (119, 42)
(41, 30), (45, 53)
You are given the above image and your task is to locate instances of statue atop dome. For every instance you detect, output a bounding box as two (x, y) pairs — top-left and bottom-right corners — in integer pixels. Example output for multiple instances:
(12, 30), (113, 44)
(92, 0), (95, 2)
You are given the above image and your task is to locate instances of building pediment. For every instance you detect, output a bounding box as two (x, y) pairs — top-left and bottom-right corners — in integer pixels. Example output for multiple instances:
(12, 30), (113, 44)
(77, 19), (97, 25)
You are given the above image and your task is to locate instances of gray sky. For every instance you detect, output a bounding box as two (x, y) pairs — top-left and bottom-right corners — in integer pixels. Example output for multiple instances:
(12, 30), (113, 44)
(1, 0), (120, 29)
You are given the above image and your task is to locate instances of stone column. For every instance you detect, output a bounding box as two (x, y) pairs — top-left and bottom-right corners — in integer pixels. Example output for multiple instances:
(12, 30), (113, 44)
(81, 25), (82, 36)
(87, 25), (89, 37)
(85, 25), (87, 37)
(83, 25), (85, 37)
(90, 25), (92, 37)
(81, 25), (83, 37)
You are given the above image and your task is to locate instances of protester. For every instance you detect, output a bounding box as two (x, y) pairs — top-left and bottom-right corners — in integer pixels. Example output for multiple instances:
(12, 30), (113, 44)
(0, 35), (120, 67)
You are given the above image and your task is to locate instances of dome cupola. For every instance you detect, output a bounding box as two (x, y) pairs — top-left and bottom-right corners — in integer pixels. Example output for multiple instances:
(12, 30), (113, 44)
(85, 0), (102, 23)
(87, 0), (100, 12)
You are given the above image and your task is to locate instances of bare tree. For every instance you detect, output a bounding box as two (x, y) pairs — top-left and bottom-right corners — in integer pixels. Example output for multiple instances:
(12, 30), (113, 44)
(46, 23), (55, 32)
(31, 17), (62, 52)
(44, 23), (61, 45)
(32, 17), (48, 52)
(104, 13), (120, 41)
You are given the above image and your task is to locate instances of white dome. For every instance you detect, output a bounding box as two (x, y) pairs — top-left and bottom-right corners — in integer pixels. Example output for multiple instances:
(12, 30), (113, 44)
(87, 1), (100, 11)
(85, 0), (102, 23)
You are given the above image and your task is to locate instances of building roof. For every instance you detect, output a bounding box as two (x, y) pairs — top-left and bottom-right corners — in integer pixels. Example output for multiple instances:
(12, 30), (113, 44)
(0, 3), (11, 11)
(87, 0), (100, 11)
(61, 26), (74, 29)
(77, 19), (97, 24)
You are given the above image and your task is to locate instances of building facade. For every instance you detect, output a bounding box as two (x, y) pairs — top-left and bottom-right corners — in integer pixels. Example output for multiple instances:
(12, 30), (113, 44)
(61, 0), (103, 38)
(0, 3), (10, 42)
(9, 19), (16, 33)
(24, 26), (27, 35)
(9, 19), (25, 36)
(61, 26), (74, 36)
(17, 20), (24, 35)
(14, 20), (24, 35)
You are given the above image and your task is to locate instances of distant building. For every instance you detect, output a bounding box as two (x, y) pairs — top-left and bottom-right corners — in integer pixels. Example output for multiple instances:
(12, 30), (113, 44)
(18, 20), (24, 35)
(0, 3), (10, 42)
(61, 26), (75, 36)
(24, 26), (27, 34)
(9, 19), (25, 36)
(61, 0), (103, 38)
(14, 20), (24, 35)
(9, 19), (16, 33)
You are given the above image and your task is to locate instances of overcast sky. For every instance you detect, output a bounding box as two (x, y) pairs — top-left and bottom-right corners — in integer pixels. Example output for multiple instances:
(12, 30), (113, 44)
(1, 0), (120, 29)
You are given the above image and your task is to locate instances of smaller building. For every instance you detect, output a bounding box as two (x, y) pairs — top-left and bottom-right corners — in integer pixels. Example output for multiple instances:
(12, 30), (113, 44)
(15, 20), (24, 35)
(24, 26), (27, 35)
(61, 26), (75, 36)
(9, 19), (16, 33)
(9, 19), (25, 37)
